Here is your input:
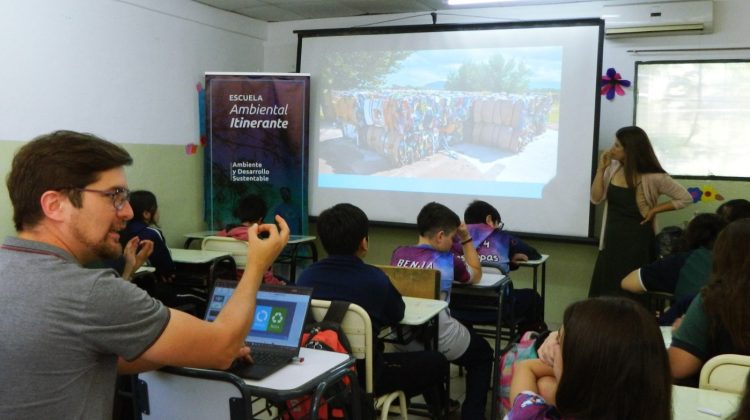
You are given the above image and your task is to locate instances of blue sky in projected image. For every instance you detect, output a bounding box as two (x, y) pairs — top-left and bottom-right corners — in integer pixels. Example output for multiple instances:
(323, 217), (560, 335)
(384, 47), (562, 90)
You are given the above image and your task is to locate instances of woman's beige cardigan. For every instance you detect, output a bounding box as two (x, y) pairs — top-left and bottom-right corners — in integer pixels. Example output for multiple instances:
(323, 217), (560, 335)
(591, 160), (692, 250)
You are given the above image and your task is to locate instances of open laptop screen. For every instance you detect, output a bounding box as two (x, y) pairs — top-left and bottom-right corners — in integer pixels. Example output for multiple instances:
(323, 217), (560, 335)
(205, 280), (311, 348)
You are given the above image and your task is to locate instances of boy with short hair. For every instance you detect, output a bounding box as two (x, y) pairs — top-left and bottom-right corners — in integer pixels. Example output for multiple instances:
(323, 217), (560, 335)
(391, 202), (493, 420)
(296, 203), (448, 412)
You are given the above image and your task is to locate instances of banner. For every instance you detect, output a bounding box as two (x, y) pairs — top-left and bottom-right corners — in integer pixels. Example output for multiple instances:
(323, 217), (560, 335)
(205, 73), (310, 234)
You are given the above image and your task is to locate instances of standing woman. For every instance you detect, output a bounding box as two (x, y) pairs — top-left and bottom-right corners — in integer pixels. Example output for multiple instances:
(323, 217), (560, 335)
(589, 126), (691, 297)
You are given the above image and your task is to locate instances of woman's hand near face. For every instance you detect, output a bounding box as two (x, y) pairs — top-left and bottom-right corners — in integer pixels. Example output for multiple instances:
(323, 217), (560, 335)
(599, 150), (612, 170)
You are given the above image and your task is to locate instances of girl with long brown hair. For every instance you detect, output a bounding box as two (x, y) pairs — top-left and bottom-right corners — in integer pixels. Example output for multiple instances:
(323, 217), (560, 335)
(508, 297), (672, 420)
(670, 218), (750, 384)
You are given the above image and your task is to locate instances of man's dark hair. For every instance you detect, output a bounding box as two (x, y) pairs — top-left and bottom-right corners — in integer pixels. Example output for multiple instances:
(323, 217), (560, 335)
(233, 194), (267, 224)
(464, 200), (501, 225)
(7, 130), (132, 231)
(317, 203), (368, 255)
(417, 202), (461, 237)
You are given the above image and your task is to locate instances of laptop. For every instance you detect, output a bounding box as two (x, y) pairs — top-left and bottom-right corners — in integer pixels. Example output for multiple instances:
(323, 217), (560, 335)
(204, 280), (313, 380)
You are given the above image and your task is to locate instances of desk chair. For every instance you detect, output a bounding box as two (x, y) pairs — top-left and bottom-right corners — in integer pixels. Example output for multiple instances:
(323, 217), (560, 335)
(699, 354), (750, 394)
(375, 265), (440, 300)
(644, 290), (675, 318)
(201, 236), (248, 269)
(310, 299), (408, 420)
(136, 368), (253, 420)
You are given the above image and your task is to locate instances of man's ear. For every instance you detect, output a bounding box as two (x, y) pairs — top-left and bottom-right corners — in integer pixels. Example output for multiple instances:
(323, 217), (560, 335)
(359, 236), (369, 253)
(142, 210), (152, 223)
(39, 190), (69, 222)
(485, 215), (495, 227)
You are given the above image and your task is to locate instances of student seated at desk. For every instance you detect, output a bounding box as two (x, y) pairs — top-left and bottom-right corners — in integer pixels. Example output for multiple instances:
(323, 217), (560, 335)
(0, 130), (290, 419)
(216, 193), (286, 285)
(717, 198), (750, 224)
(669, 219), (750, 387)
(508, 297), (671, 420)
(121, 190), (176, 283)
(621, 213), (724, 300)
(456, 199), (545, 333)
(621, 213), (725, 325)
(391, 202), (493, 420)
(296, 203), (448, 412)
(460, 200), (541, 273)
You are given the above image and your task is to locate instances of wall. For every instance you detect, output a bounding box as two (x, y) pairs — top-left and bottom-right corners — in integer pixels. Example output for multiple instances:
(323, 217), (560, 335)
(0, 0), (266, 242)
(263, 0), (750, 324)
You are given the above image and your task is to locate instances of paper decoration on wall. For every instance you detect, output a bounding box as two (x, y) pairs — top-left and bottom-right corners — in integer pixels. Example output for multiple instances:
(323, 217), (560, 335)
(186, 83), (207, 155)
(687, 185), (725, 203)
(197, 83), (207, 146)
(601, 67), (631, 100)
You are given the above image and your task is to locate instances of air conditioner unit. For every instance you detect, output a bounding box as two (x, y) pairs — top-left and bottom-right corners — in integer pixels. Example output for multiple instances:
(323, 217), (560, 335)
(603, 0), (713, 38)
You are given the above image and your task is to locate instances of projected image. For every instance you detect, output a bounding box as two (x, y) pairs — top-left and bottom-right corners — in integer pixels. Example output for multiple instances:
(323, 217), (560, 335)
(316, 47), (561, 191)
(300, 22), (602, 237)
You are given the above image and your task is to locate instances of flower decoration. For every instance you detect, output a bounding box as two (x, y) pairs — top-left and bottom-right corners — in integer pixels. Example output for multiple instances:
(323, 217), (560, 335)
(687, 186), (725, 203)
(601, 67), (631, 100)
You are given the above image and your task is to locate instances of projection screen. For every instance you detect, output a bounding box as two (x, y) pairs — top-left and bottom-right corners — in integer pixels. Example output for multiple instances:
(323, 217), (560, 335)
(297, 19), (603, 239)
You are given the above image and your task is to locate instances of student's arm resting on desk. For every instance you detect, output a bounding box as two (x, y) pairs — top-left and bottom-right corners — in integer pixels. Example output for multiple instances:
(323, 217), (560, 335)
(121, 217), (290, 372)
(457, 223), (482, 284)
(510, 359), (557, 405)
(621, 269), (646, 294)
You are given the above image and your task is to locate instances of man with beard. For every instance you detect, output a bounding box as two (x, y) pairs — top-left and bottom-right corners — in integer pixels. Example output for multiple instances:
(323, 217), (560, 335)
(0, 131), (289, 419)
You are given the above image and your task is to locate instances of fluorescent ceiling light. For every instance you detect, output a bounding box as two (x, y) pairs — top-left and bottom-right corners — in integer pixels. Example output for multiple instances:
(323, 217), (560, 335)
(446, 0), (515, 5)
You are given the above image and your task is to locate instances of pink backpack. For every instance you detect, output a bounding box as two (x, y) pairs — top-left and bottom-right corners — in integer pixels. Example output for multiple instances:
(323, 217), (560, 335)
(499, 331), (540, 412)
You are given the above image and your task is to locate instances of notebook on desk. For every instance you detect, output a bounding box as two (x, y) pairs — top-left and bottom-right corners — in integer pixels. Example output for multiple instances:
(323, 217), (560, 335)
(205, 280), (313, 380)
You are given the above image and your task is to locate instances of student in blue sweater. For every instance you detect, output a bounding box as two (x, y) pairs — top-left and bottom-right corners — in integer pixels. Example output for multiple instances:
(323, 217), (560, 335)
(121, 190), (175, 283)
(297, 203), (449, 414)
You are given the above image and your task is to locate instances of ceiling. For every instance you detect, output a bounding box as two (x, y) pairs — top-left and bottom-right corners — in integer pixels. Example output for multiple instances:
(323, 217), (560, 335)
(194, 0), (681, 23)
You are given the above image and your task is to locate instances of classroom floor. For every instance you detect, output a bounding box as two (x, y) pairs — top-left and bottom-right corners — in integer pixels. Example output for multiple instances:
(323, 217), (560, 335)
(407, 362), (493, 420)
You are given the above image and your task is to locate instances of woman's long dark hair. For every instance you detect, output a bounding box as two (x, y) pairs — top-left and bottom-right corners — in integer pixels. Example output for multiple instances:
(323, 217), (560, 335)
(129, 190), (159, 225)
(555, 297), (672, 420)
(702, 218), (750, 352)
(616, 126), (666, 189)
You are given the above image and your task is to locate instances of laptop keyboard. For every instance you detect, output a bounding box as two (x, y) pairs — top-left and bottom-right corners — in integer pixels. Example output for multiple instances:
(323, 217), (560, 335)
(251, 351), (291, 365)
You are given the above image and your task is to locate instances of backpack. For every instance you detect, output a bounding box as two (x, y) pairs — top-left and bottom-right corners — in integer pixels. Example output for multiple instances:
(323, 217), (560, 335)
(498, 331), (541, 414)
(655, 225), (684, 258)
(283, 301), (374, 420)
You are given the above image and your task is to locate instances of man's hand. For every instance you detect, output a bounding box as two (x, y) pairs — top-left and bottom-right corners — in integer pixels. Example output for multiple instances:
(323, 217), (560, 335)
(511, 253), (529, 264)
(246, 215), (290, 271)
(238, 345), (254, 364)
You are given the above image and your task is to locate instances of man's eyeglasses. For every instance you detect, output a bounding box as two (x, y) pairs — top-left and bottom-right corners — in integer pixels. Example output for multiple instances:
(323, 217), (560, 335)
(76, 187), (131, 210)
(496, 221), (505, 230)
